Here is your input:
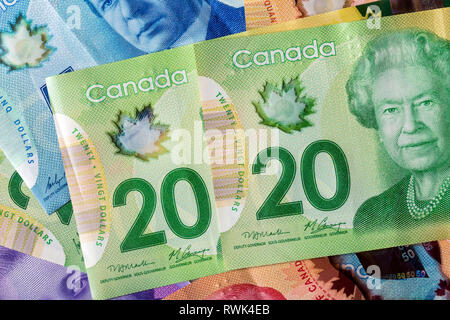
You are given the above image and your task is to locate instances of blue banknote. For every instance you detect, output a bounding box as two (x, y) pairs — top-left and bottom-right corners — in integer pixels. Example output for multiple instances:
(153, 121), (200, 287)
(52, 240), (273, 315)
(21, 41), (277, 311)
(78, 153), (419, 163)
(48, 0), (246, 64)
(330, 241), (449, 300)
(0, 0), (97, 214)
(0, 245), (188, 300)
(0, 0), (246, 215)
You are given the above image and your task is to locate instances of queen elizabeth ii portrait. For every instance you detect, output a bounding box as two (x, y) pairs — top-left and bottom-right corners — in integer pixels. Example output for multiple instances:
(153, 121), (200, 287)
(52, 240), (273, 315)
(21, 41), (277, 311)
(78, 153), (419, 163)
(346, 29), (449, 233)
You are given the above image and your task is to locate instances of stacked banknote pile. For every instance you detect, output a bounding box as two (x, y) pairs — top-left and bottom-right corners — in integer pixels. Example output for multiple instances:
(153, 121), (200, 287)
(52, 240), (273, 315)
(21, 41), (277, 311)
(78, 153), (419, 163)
(0, 0), (448, 300)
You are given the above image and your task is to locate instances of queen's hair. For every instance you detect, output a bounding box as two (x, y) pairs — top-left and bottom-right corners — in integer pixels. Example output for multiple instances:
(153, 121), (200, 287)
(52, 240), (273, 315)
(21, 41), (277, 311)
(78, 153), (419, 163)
(346, 29), (450, 129)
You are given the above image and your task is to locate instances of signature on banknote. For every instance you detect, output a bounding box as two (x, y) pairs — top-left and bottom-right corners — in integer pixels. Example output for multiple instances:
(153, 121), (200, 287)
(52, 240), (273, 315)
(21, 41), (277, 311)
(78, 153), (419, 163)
(241, 229), (290, 241)
(45, 173), (67, 193)
(168, 245), (210, 264)
(107, 260), (154, 273)
(304, 217), (346, 234)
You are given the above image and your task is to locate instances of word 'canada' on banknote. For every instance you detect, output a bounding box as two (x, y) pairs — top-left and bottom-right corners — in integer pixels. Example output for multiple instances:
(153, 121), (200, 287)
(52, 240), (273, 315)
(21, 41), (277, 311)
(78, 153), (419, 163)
(0, 0), (399, 296)
(0, 0), (246, 216)
(1, 0), (442, 216)
(48, 0), (382, 63)
(0, 245), (188, 300)
(46, 8), (449, 299)
(47, 0), (419, 64)
(0, 0), (434, 300)
(165, 240), (450, 300)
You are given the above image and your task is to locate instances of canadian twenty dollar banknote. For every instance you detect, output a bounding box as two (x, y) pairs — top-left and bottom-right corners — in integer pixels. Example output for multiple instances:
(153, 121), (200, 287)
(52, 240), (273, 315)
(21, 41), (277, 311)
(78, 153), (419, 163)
(0, 0), (388, 265)
(0, 0), (245, 215)
(46, 9), (449, 299)
(0, 0), (427, 215)
(0, 0), (415, 299)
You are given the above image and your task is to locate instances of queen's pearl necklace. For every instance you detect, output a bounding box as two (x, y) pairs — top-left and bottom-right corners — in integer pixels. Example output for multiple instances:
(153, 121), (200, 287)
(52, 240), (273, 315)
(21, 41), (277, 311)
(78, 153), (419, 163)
(406, 175), (450, 220)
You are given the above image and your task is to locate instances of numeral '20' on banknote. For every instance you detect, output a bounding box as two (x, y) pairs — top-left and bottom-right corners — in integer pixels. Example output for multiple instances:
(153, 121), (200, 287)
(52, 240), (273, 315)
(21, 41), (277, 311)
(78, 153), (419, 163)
(46, 8), (449, 299)
(0, 0), (247, 215)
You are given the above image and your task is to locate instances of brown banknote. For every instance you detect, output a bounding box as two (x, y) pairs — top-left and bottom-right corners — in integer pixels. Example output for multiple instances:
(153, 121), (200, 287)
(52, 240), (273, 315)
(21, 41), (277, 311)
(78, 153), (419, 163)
(244, 0), (378, 29)
(244, 0), (446, 29)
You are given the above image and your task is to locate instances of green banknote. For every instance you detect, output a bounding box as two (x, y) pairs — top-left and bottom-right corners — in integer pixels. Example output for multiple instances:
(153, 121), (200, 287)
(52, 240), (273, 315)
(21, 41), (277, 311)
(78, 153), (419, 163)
(0, 150), (84, 271)
(46, 8), (449, 299)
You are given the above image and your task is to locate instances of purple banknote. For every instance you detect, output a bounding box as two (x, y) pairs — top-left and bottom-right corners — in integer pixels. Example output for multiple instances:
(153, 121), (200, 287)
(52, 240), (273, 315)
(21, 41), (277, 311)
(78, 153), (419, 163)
(0, 245), (187, 300)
